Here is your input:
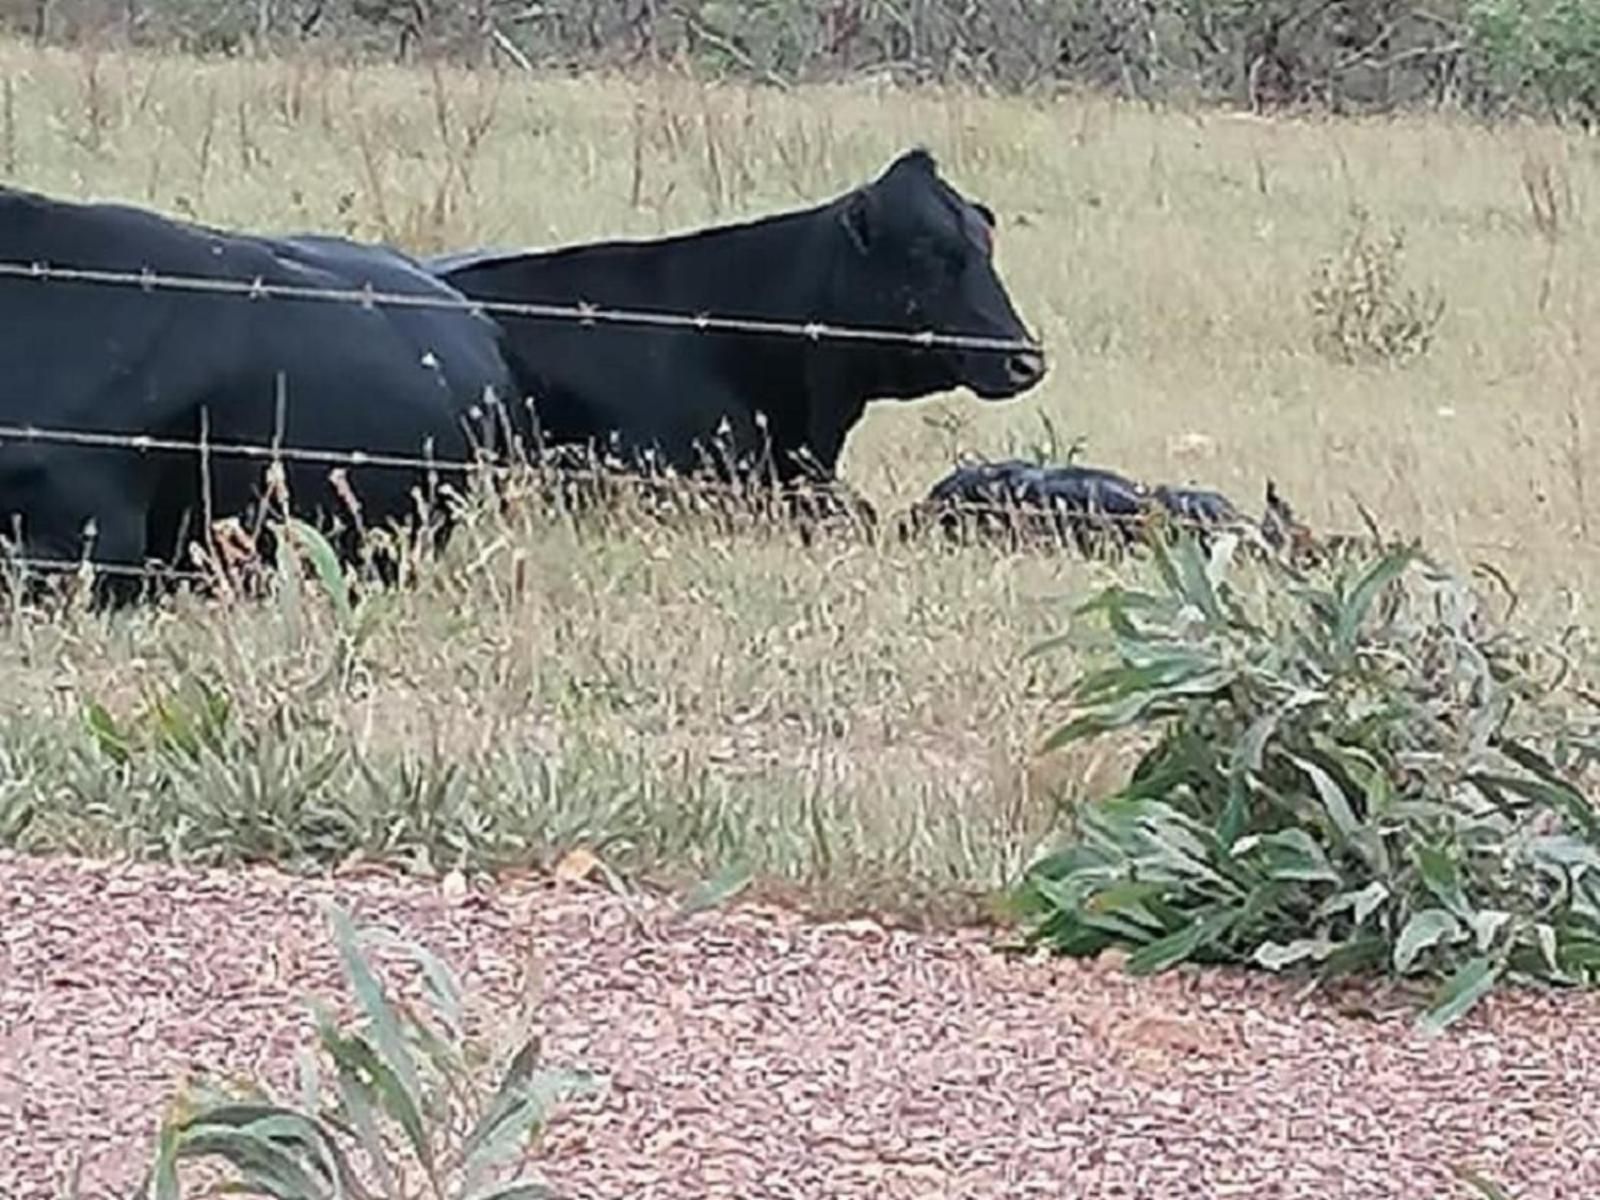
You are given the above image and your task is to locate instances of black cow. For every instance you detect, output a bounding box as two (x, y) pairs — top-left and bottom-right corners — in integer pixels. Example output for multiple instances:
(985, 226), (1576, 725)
(0, 185), (518, 603)
(903, 458), (1264, 556)
(901, 459), (1153, 554)
(427, 147), (1046, 489)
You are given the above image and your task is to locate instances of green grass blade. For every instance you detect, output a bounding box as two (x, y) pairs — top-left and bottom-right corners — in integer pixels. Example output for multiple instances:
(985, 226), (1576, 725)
(677, 860), (754, 916)
(1333, 547), (1413, 658)
(324, 907), (429, 1149)
(285, 518), (355, 632)
(1417, 955), (1501, 1036)
(1393, 908), (1461, 974)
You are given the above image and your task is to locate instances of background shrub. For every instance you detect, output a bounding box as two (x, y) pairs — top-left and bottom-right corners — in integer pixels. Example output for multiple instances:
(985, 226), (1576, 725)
(7, 0), (1600, 124)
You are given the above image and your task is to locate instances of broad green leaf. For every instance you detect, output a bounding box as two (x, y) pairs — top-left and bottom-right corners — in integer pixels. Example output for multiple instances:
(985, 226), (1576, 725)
(1534, 923), (1560, 974)
(461, 1037), (544, 1167)
(1139, 810), (1228, 881)
(1251, 829), (1341, 884)
(1448, 1165), (1515, 1200)
(295, 1049), (322, 1117)
(1217, 771), (1250, 853)
(1393, 908), (1461, 974)
(147, 1114), (182, 1200)
(1254, 937), (1335, 970)
(1555, 934), (1600, 977)
(285, 518), (355, 633)
(1042, 667), (1240, 749)
(1082, 880), (1172, 932)
(1019, 873), (1104, 921)
(358, 928), (465, 1046)
(461, 1068), (600, 1194)
(1017, 911), (1119, 957)
(1171, 534), (1227, 626)
(1229, 834), (1262, 857)
(1413, 845), (1470, 917)
(1147, 535), (1184, 601)
(1334, 547), (1413, 658)
(1354, 881), (1390, 925)
(678, 861), (754, 916)
(1418, 956), (1501, 1036)
(324, 905), (431, 1177)
(1234, 707), (1286, 775)
(83, 701), (133, 765)
(313, 1012), (401, 1197)
(1288, 754), (1362, 841)
(1317, 933), (1390, 976)
(171, 1126), (331, 1199)
(1473, 766), (1598, 841)
(1124, 908), (1237, 975)
(1076, 907), (1172, 944)
(1526, 835), (1600, 875)
(1468, 910), (1511, 953)
(465, 1183), (559, 1200)
(1205, 530), (1240, 588)
(1307, 881), (1390, 927)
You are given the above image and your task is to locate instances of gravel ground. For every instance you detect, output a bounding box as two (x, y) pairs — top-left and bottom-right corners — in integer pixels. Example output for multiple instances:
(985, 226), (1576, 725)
(3, 851), (1600, 1199)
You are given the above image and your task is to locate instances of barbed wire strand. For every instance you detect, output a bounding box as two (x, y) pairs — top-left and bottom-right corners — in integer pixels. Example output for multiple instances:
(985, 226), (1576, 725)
(0, 416), (1295, 535)
(0, 432), (1328, 590)
(0, 260), (1042, 355)
(0, 260), (1400, 586)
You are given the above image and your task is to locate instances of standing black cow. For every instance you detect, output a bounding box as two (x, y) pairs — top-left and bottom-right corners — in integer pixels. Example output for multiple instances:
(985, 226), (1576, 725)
(0, 186), (517, 602)
(427, 147), (1047, 488)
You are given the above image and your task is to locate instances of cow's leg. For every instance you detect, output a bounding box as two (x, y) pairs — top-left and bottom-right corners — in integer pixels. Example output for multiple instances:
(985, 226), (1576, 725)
(0, 454), (155, 607)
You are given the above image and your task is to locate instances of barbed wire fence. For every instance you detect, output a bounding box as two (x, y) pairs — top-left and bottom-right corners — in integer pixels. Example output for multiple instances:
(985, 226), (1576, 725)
(0, 256), (1384, 590)
(0, 260), (1043, 353)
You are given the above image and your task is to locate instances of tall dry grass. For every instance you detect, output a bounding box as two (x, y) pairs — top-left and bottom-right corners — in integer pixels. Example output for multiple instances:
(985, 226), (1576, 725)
(0, 39), (1596, 913)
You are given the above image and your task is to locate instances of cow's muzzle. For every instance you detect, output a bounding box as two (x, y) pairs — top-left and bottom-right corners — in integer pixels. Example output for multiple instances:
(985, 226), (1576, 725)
(1005, 347), (1047, 390)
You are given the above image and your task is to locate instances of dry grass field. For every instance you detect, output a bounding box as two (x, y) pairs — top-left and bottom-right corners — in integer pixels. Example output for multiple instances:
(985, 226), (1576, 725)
(1, 38), (1598, 911)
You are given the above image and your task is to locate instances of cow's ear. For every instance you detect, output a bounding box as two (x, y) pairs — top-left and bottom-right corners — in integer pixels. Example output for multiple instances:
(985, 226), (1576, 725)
(841, 192), (873, 254)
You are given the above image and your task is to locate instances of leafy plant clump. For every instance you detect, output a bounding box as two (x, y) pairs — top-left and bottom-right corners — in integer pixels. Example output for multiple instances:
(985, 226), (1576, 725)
(1308, 208), (1445, 367)
(1012, 533), (1600, 1033)
(132, 904), (601, 1199)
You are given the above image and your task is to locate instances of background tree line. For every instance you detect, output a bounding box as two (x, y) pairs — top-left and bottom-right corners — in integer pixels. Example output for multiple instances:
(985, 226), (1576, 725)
(2, 0), (1597, 123)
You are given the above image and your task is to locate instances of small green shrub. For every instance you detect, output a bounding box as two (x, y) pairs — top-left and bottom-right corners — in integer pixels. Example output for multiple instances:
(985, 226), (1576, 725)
(1467, 0), (1600, 125)
(1308, 209), (1445, 367)
(132, 903), (600, 1200)
(1012, 533), (1600, 1033)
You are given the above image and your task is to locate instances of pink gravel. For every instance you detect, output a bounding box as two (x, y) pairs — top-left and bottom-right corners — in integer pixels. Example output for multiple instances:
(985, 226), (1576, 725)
(3, 850), (1600, 1199)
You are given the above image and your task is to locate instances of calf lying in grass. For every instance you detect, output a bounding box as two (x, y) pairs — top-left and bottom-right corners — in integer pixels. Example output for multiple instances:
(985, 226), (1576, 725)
(898, 457), (1390, 565)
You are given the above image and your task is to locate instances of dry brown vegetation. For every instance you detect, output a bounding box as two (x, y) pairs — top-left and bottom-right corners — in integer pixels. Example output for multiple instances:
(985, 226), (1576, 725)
(1, 38), (1597, 914)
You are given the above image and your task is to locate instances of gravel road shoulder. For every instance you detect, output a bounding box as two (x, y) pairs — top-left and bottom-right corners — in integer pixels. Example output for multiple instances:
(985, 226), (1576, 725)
(3, 851), (1598, 1198)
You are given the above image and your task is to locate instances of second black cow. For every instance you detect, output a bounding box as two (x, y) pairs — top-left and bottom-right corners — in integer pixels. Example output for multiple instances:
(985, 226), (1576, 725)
(0, 186), (517, 602)
(429, 147), (1047, 488)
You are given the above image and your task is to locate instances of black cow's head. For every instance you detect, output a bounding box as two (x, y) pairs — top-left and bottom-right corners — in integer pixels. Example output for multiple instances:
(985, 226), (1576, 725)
(833, 148), (1046, 402)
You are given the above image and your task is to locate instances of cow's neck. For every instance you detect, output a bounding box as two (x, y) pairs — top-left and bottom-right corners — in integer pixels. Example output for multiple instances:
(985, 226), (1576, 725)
(530, 202), (881, 478)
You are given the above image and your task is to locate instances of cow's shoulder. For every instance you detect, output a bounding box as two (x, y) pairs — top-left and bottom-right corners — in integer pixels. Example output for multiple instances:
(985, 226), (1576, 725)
(425, 246), (534, 277)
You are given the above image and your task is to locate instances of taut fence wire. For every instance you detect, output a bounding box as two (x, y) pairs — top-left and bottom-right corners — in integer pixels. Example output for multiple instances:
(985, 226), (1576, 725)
(0, 260), (1043, 354)
(0, 408), (1301, 588)
(0, 255), (1405, 587)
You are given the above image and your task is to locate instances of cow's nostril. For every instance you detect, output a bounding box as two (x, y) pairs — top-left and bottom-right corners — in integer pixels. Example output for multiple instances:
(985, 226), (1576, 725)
(1007, 350), (1045, 384)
